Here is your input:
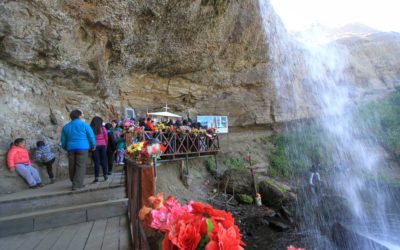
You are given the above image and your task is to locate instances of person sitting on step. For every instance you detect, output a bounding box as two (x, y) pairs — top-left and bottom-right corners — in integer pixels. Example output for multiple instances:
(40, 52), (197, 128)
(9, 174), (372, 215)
(7, 138), (43, 188)
(34, 141), (57, 184)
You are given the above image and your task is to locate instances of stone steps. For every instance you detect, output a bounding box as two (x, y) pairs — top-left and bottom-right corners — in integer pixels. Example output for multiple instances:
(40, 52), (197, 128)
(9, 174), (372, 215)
(0, 171), (128, 238)
(86, 162), (125, 175)
(0, 184), (125, 217)
(0, 198), (128, 237)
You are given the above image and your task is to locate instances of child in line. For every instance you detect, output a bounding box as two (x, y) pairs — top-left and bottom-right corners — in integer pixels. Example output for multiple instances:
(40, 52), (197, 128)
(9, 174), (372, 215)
(7, 138), (43, 188)
(35, 141), (56, 184)
(115, 121), (127, 165)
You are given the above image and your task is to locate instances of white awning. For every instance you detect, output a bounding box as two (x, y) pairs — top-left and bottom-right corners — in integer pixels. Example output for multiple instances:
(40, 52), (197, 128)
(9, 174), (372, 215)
(147, 111), (182, 118)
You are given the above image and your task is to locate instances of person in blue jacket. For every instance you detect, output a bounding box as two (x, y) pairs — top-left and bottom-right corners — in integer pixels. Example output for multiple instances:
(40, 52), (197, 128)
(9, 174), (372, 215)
(61, 109), (96, 190)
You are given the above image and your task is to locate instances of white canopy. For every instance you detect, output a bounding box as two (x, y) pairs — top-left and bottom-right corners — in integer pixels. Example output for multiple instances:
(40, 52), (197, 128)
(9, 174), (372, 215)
(147, 111), (181, 118)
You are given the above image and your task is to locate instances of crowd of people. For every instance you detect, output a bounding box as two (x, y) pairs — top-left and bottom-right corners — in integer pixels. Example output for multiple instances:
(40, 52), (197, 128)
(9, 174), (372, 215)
(6, 110), (128, 190)
(6, 109), (212, 191)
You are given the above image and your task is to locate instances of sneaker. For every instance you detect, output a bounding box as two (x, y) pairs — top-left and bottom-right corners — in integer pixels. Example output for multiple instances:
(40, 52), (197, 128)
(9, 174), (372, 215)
(118, 162), (125, 165)
(92, 178), (99, 183)
(29, 185), (38, 189)
(104, 176), (108, 181)
(36, 183), (44, 188)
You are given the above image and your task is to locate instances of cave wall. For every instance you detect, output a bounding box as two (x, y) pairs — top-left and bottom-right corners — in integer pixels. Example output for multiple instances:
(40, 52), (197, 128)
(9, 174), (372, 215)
(0, 0), (399, 193)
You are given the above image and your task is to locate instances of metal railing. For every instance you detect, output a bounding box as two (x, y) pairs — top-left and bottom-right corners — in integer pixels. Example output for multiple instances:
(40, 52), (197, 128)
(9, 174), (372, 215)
(125, 131), (220, 249)
(138, 131), (220, 160)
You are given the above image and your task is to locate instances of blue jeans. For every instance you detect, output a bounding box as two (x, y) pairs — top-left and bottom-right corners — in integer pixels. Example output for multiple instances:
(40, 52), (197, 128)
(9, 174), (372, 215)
(16, 164), (42, 187)
(92, 146), (108, 178)
(116, 149), (125, 163)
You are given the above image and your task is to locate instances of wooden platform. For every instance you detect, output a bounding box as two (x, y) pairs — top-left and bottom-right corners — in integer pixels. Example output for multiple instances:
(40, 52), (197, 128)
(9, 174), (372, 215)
(0, 216), (131, 250)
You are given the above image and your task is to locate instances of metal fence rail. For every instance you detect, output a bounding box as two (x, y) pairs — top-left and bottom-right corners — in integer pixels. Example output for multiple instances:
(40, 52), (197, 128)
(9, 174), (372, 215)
(138, 131), (220, 160)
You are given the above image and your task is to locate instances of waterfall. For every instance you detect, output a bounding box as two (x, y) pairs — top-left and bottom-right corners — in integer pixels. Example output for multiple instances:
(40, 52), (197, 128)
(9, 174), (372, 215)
(258, 0), (400, 249)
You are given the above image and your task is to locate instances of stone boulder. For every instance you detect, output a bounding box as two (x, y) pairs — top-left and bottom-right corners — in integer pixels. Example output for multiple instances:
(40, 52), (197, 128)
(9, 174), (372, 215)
(317, 195), (353, 224)
(222, 168), (253, 195)
(258, 178), (294, 208)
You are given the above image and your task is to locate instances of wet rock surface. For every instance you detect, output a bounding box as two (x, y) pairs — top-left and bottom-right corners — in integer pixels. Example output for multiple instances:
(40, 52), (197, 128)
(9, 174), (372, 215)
(258, 177), (295, 208)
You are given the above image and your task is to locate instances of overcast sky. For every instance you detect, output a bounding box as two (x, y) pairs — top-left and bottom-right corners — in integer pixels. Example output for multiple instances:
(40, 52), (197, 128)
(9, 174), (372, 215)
(270, 0), (400, 32)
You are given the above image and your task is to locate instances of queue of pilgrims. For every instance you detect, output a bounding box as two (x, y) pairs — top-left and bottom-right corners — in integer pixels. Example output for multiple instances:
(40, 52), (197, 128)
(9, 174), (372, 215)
(6, 109), (206, 191)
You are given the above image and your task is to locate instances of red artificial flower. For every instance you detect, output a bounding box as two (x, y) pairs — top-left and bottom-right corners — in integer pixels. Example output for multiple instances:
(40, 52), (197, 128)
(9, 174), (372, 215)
(190, 201), (210, 215)
(206, 222), (244, 250)
(168, 214), (202, 250)
(209, 209), (235, 229)
(162, 233), (177, 250)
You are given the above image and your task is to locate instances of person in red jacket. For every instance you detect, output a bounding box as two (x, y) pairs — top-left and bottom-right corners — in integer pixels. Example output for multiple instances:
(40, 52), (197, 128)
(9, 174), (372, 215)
(7, 138), (42, 188)
(145, 118), (155, 131)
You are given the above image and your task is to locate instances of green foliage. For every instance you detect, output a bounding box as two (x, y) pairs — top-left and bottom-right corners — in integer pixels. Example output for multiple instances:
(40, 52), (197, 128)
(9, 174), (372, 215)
(260, 136), (269, 145)
(355, 89), (400, 155)
(206, 158), (217, 176)
(268, 134), (290, 177)
(267, 89), (400, 178)
(268, 123), (333, 177)
(223, 157), (247, 170)
(235, 194), (254, 204)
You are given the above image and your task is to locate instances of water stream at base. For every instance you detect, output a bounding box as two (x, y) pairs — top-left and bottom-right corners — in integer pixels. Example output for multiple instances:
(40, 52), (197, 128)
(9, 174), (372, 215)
(257, 0), (400, 249)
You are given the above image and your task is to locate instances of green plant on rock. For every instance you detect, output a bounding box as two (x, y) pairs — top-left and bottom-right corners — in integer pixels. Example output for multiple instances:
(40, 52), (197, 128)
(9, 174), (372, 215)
(223, 157), (247, 170)
(355, 88), (400, 158)
(206, 158), (217, 176)
(260, 136), (269, 145)
(235, 194), (254, 204)
(268, 134), (290, 177)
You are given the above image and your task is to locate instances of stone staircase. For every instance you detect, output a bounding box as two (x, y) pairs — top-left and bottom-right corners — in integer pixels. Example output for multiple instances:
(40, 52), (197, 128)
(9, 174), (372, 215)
(0, 171), (127, 238)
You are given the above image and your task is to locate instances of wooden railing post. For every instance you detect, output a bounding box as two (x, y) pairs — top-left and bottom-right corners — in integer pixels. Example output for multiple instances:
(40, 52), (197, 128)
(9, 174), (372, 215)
(126, 160), (151, 250)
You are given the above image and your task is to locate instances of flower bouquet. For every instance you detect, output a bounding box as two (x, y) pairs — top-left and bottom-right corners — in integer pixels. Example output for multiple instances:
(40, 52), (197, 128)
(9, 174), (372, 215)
(139, 193), (245, 250)
(206, 128), (216, 135)
(156, 123), (167, 131)
(127, 139), (167, 165)
(126, 141), (150, 165)
(132, 126), (144, 136)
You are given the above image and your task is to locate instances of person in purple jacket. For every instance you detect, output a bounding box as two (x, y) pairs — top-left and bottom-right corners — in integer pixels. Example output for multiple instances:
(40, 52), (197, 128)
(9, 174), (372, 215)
(90, 116), (108, 182)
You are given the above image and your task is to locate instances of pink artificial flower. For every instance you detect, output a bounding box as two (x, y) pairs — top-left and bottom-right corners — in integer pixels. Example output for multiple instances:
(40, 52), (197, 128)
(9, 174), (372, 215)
(165, 196), (180, 211)
(166, 204), (192, 230)
(151, 206), (169, 230)
(287, 246), (305, 250)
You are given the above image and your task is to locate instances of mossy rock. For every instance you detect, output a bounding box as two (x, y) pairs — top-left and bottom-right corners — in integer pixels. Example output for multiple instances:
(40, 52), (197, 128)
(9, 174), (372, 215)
(235, 194), (254, 204)
(258, 178), (292, 208)
(222, 168), (253, 194)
